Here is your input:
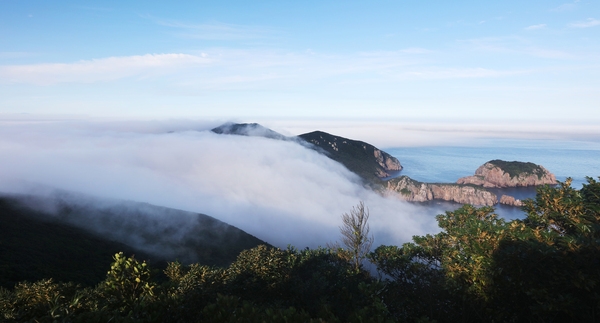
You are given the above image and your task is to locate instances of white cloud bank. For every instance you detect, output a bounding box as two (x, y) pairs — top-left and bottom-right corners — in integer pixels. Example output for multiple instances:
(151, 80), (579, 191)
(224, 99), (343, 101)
(0, 118), (438, 249)
(0, 53), (211, 85)
(0, 49), (526, 87)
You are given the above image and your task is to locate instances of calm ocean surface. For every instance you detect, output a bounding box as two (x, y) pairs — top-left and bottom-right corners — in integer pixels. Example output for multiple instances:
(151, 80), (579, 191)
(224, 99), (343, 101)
(385, 138), (600, 220)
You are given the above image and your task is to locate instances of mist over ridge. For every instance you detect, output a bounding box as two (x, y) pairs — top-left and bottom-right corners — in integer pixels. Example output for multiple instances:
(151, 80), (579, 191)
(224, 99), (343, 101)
(0, 118), (439, 251)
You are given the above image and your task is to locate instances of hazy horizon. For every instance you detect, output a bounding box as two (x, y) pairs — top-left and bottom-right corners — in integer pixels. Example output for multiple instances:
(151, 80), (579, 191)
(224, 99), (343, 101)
(2, 1), (599, 123)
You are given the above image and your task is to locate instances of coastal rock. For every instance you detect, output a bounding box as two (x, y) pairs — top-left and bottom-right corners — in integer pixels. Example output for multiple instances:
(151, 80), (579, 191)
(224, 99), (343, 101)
(457, 160), (556, 188)
(374, 148), (403, 176)
(499, 195), (523, 207)
(384, 176), (498, 206)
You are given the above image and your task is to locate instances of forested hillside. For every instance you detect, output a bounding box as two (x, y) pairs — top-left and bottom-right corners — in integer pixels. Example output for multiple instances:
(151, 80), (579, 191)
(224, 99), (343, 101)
(2, 177), (599, 322)
(0, 194), (266, 289)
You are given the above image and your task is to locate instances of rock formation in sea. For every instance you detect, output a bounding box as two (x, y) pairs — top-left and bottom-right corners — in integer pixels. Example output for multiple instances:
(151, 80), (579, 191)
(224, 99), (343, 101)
(499, 195), (523, 207)
(384, 176), (498, 206)
(457, 160), (557, 188)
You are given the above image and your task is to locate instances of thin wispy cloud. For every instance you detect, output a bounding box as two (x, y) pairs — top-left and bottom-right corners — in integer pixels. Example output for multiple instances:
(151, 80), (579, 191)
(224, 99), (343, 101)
(525, 24), (547, 30)
(0, 53), (212, 85)
(76, 6), (113, 12)
(145, 15), (275, 40)
(0, 49), (525, 88)
(0, 52), (37, 59)
(398, 47), (434, 54)
(401, 67), (528, 80)
(525, 47), (574, 59)
(569, 18), (600, 28)
(551, 4), (576, 12)
(461, 37), (575, 59)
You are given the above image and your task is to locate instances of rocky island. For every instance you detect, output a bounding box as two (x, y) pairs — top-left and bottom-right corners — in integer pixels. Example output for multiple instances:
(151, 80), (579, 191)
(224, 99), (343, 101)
(456, 160), (557, 206)
(457, 160), (557, 188)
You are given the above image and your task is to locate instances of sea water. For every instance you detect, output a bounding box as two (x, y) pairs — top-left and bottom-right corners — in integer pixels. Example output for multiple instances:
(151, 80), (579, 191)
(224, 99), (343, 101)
(385, 138), (600, 220)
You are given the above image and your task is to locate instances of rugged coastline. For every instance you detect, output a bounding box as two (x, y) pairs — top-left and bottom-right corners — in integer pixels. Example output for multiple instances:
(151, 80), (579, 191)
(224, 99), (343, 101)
(383, 176), (498, 206)
(210, 123), (557, 207)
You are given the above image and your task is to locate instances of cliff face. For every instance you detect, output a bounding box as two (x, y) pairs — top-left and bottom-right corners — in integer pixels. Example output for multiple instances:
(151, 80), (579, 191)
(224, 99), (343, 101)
(299, 131), (402, 181)
(384, 176), (498, 206)
(457, 160), (556, 188)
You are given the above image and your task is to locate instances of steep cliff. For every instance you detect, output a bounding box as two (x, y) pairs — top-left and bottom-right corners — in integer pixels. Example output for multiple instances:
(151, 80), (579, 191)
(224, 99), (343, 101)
(457, 160), (557, 188)
(299, 131), (402, 182)
(384, 176), (498, 206)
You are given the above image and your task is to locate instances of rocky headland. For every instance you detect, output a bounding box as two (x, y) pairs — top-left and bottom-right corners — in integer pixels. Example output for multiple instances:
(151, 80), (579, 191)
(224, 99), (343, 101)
(299, 131), (402, 181)
(383, 176), (498, 206)
(457, 160), (557, 188)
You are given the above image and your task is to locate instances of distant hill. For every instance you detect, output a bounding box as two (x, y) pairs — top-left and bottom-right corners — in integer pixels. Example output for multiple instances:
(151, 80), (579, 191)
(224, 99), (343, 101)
(0, 193), (266, 288)
(210, 123), (403, 184)
(211, 122), (289, 140)
(298, 131), (402, 183)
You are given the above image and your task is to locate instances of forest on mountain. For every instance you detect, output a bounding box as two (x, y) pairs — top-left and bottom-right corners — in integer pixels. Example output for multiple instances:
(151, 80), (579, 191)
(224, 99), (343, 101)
(1, 177), (599, 322)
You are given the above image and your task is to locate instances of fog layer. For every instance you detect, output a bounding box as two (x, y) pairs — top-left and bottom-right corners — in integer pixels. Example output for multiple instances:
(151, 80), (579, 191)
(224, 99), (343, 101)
(0, 119), (439, 250)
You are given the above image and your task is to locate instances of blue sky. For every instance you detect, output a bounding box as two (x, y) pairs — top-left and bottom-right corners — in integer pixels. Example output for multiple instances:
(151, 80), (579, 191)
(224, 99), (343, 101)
(1, 0), (599, 126)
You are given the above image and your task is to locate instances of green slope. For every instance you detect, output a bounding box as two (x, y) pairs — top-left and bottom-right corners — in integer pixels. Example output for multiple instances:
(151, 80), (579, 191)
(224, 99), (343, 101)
(298, 131), (401, 184)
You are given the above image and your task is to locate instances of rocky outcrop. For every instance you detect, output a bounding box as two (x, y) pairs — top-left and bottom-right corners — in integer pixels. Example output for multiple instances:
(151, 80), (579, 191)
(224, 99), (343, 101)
(499, 195), (523, 207)
(457, 160), (556, 188)
(384, 176), (498, 206)
(374, 148), (403, 177)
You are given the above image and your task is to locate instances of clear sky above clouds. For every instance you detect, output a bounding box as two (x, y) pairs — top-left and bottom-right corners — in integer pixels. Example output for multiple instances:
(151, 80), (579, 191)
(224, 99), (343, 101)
(1, 0), (599, 124)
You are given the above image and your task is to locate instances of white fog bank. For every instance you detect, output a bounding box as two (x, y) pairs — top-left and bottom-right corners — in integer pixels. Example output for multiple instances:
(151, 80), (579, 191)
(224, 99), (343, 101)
(0, 118), (439, 250)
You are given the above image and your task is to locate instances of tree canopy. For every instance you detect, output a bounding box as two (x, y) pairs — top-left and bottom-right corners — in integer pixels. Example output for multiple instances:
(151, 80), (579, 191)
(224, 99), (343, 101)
(2, 177), (599, 322)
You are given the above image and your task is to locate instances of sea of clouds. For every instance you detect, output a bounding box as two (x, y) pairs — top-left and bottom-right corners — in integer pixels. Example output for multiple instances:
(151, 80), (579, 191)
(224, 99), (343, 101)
(0, 117), (442, 252)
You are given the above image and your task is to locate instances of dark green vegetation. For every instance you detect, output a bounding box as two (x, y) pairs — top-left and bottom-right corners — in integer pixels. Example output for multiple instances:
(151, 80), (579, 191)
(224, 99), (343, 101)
(0, 194), (265, 289)
(0, 197), (148, 289)
(299, 131), (399, 183)
(488, 159), (545, 179)
(2, 177), (599, 322)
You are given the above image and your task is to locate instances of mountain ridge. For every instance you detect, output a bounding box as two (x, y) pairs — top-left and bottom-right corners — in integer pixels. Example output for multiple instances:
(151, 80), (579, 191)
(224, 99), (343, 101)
(208, 123), (559, 207)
